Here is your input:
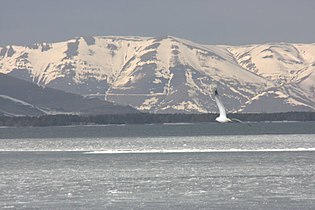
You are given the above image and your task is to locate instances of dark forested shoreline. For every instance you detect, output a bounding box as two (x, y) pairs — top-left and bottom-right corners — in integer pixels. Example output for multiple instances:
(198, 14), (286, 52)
(0, 112), (315, 127)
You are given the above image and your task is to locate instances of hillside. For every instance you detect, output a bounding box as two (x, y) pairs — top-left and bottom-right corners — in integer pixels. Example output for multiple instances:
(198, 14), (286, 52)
(1, 36), (314, 113)
(0, 74), (138, 116)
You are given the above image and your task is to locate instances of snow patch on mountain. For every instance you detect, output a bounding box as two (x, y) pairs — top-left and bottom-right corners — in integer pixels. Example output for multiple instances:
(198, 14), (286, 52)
(1, 36), (314, 113)
(0, 94), (46, 116)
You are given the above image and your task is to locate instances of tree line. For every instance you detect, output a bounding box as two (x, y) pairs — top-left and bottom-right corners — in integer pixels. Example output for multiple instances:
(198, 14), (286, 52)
(0, 112), (315, 127)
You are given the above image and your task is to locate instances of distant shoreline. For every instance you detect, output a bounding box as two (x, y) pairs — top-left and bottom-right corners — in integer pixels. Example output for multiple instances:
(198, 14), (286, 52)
(0, 112), (315, 127)
(0, 120), (309, 129)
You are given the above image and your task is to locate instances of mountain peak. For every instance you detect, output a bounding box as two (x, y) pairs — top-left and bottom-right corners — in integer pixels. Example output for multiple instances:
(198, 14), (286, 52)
(0, 36), (314, 113)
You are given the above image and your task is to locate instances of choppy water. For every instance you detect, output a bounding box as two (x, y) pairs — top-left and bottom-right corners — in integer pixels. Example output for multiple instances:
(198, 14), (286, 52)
(0, 122), (315, 209)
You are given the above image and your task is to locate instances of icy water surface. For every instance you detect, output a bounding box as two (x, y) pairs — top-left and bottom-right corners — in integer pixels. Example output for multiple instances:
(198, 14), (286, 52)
(0, 122), (315, 209)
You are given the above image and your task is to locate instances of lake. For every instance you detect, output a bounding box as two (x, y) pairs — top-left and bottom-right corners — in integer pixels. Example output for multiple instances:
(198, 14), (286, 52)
(0, 122), (315, 209)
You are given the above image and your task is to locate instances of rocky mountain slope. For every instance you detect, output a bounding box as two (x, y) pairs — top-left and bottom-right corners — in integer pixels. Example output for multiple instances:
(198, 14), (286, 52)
(0, 74), (138, 116)
(1, 36), (314, 113)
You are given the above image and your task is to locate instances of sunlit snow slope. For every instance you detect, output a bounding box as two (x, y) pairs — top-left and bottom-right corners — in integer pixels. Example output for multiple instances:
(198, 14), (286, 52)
(1, 36), (314, 113)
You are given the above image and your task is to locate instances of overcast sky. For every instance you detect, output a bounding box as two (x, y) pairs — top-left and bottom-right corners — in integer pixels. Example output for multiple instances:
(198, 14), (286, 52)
(1, 0), (315, 46)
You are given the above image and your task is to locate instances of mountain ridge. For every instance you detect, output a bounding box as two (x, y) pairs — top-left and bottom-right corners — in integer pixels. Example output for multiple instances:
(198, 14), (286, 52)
(0, 73), (138, 116)
(1, 36), (314, 113)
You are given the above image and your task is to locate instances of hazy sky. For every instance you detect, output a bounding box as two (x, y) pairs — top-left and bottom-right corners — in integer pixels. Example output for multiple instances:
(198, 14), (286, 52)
(1, 0), (315, 46)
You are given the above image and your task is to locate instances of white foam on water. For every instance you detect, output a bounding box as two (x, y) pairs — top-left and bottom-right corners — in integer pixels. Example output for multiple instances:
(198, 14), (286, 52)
(84, 148), (315, 154)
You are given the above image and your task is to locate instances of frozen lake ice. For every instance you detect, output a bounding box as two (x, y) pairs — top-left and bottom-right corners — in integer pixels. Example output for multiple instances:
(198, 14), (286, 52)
(0, 122), (315, 209)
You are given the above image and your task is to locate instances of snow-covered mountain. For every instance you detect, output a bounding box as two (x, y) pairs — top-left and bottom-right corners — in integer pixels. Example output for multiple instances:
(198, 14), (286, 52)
(1, 36), (314, 113)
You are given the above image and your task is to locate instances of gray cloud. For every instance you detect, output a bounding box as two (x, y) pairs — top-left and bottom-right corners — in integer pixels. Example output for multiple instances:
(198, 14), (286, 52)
(1, 0), (315, 46)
